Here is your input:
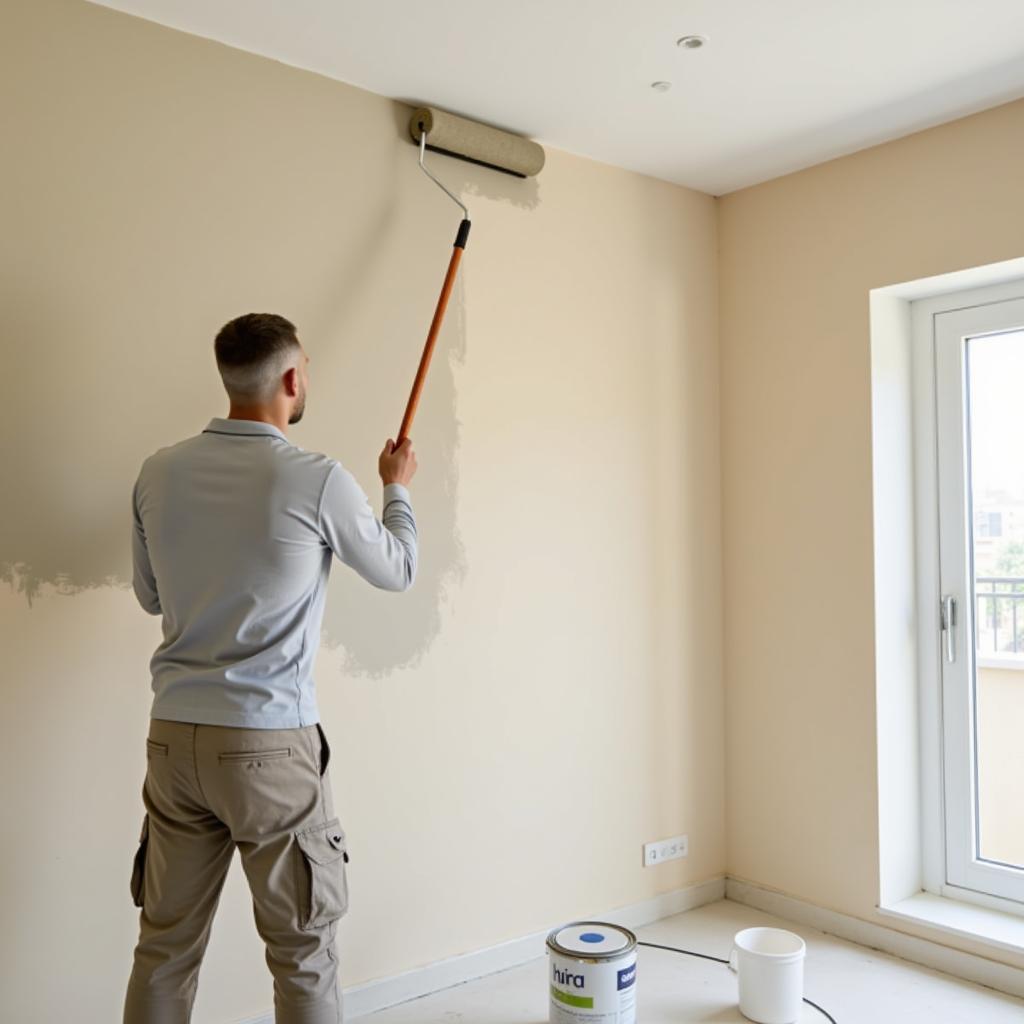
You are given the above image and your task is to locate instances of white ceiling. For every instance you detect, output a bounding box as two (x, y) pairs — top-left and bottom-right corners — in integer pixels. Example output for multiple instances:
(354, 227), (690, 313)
(88, 0), (1024, 195)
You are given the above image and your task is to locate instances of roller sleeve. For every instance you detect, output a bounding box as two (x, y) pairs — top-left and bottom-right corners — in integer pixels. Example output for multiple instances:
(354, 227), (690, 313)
(409, 106), (545, 178)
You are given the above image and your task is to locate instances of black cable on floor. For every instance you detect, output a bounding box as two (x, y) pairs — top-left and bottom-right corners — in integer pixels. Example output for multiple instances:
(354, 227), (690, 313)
(637, 940), (838, 1024)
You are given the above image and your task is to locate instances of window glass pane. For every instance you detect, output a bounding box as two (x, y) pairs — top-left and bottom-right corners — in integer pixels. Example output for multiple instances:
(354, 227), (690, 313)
(966, 328), (1024, 870)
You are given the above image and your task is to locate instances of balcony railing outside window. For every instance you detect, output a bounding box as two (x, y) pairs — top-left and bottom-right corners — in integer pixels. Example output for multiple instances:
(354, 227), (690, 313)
(975, 576), (1024, 655)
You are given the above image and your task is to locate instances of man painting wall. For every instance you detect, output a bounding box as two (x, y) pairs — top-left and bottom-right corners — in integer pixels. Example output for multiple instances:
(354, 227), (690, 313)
(124, 313), (418, 1024)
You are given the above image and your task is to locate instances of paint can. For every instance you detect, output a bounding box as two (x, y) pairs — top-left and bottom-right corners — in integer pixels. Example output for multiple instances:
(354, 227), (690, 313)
(546, 921), (637, 1023)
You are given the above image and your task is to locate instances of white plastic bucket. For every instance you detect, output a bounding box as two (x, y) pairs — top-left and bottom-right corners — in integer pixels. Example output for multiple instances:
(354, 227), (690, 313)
(728, 927), (806, 1024)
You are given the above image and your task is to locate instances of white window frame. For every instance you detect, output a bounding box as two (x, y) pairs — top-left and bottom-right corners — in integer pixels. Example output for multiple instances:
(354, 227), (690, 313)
(913, 279), (1024, 915)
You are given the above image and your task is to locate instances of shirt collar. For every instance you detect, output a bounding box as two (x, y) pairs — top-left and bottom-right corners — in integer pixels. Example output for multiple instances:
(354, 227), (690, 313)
(203, 417), (289, 441)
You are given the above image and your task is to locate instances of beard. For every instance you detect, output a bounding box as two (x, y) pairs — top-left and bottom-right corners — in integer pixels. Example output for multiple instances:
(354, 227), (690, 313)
(288, 383), (306, 425)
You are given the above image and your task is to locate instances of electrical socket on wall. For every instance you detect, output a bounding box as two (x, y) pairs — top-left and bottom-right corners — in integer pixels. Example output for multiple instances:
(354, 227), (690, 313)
(643, 834), (688, 867)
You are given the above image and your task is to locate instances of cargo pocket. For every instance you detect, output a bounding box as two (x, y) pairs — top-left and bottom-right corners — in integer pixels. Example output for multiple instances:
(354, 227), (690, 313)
(130, 815), (149, 908)
(295, 818), (349, 929)
(316, 723), (331, 777)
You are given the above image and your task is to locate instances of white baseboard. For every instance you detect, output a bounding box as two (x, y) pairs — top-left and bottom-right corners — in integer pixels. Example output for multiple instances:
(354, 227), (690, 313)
(234, 873), (1024, 1021)
(234, 877), (725, 1022)
(726, 878), (1024, 999)
(343, 876), (725, 1018)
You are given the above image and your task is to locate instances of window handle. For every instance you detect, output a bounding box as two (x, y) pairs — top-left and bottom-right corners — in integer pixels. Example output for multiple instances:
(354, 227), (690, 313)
(941, 595), (957, 663)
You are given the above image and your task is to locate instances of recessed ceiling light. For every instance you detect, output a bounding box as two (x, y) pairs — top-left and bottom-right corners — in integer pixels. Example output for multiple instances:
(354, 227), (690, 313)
(650, 81), (672, 93)
(677, 34), (708, 50)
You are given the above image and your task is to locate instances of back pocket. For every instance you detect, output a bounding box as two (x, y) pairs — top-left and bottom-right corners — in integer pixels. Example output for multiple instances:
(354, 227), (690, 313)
(218, 748), (291, 767)
(130, 815), (149, 908)
(294, 818), (349, 929)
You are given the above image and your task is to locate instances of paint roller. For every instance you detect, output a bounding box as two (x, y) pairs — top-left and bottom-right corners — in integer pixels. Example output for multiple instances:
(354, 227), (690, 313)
(395, 107), (545, 446)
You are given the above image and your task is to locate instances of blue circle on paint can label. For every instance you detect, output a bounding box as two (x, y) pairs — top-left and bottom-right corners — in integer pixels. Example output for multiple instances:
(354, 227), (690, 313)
(580, 932), (605, 943)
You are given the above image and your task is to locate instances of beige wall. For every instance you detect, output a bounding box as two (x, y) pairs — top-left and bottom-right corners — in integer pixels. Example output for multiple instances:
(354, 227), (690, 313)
(720, 98), (1024, 965)
(0, 1), (722, 1021)
(977, 666), (1024, 868)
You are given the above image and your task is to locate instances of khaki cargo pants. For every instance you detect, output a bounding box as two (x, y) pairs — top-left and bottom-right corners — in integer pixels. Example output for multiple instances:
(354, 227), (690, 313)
(124, 719), (348, 1024)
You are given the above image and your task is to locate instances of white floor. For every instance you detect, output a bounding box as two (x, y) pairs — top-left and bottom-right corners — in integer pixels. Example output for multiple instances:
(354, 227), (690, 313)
(361, 899), (1024, 1023)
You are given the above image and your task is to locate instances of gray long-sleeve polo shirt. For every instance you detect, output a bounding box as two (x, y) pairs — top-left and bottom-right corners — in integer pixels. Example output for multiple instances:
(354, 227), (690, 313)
(131, 418), (417, 728)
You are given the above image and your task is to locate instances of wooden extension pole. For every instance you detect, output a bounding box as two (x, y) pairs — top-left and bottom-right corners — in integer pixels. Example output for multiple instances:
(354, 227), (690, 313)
(396, 218), (471, 446)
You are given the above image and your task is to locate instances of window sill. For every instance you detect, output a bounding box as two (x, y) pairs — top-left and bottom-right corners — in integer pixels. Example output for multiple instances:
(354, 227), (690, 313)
(976, 653), (1024, 671)
(880, 893), (1024, 956)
